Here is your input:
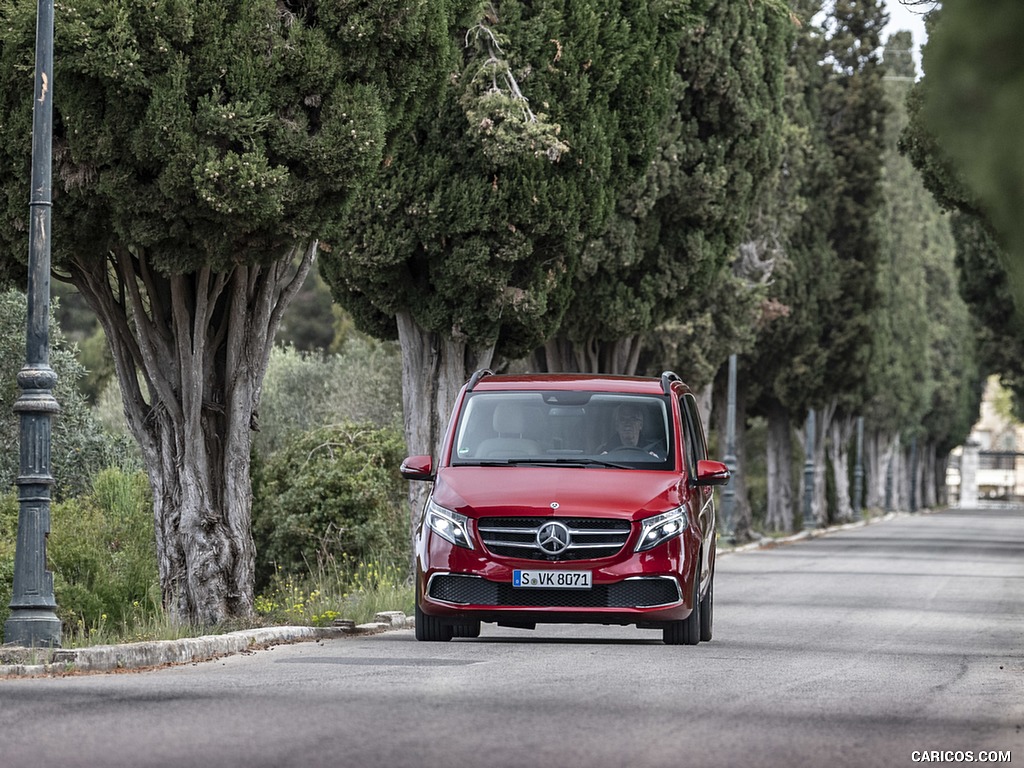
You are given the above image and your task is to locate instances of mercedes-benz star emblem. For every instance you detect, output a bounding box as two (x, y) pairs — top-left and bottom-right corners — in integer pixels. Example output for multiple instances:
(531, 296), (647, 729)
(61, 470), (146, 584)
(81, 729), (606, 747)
(537, 521), (571, 555)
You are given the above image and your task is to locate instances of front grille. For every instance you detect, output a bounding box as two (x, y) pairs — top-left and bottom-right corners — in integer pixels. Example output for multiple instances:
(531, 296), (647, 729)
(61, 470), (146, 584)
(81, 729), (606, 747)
(428, 574), (681, 608)
(477, 516), (631, 561)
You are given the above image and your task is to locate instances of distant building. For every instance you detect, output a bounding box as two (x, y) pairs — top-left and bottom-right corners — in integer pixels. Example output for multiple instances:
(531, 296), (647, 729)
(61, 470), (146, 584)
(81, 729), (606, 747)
(947, 377), (1024, 503)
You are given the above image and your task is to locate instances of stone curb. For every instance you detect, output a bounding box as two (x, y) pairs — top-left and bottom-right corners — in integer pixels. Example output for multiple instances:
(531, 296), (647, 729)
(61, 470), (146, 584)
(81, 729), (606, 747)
(716, 510), (909, 556)
(0, 611), (412, 678)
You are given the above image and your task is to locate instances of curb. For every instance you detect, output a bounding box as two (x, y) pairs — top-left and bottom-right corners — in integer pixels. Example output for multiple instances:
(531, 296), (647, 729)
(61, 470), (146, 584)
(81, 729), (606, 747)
(0, 611), (412, 678)
(716, 510), (908, 556)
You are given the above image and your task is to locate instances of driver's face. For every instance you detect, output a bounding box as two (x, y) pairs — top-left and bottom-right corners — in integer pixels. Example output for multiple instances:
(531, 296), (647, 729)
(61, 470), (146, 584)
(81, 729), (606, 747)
(616, 413), (643, 445)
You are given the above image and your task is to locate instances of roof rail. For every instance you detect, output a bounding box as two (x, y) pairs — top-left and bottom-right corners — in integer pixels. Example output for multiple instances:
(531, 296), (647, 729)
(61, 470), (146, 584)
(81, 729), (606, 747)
(660, 371), (682, 395)
(467, 368), (493, 392)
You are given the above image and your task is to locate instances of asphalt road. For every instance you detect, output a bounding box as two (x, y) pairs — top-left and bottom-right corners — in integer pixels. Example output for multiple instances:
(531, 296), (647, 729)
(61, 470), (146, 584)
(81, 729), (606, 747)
(1, 507), (1022, 768)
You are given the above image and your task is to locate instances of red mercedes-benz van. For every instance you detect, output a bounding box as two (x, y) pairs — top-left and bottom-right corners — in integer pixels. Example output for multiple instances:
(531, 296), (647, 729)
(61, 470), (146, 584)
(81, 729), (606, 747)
(400, 371), (729, 645)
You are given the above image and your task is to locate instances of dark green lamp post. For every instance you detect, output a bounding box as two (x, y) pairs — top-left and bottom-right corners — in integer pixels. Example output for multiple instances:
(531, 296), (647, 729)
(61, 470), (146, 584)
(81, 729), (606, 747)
(4, 0), (61, 648)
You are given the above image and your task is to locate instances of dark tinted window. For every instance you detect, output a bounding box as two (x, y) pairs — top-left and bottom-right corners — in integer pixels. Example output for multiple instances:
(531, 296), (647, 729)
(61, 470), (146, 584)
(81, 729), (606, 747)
(452, 391), (674, 469)
(680, 393), (708, 475)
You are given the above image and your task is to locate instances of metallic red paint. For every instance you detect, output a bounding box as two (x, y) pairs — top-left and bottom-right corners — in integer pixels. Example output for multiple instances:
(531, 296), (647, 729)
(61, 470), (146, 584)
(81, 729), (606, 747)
(404, 372), (728, 643)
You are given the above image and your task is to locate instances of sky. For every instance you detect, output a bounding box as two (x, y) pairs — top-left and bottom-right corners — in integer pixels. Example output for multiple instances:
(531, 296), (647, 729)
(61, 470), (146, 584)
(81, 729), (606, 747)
(884, 0), (930, 74)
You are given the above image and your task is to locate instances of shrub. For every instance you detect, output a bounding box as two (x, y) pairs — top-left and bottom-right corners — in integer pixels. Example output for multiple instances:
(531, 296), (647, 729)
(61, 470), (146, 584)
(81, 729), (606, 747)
(251, 422), (408, 590)
(0, 493), (16, 629)
(0, 469), (158, 638)
(254, 337), (402, 457)
(47, 468), (159, 634)
(0, 290), (139, 499)
(256, 556), (414, 627)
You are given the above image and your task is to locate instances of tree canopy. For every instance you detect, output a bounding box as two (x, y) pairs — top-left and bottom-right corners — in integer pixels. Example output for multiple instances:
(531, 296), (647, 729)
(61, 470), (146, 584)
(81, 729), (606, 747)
(900, 3), (1024, 414)
(920, 0), (1024, 317)
(541, 0), (792, 377)
(323, 0), (696, 362)
(0, 0), (460, 625)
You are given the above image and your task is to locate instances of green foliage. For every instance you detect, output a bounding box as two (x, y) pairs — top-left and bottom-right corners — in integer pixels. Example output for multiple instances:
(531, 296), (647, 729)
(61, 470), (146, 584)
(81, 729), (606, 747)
(816, 0), (890, 411)
(276, 268), (337, 352)
(863, 75), (934, 434)
(52, 281), (101, 343)
(745, 0), (839, 414)
(255, 557), (413, 627)
(554, 0), (791, 376)
(77, 325), (117, 404)
(0, 0), (461, 275)
(0, 290), (139, 499)
(323, 0), (696, 359)
(45, 468), (158, 635)
(899, 8), (1014, 422)
(251, 423), (408, 589)
(862, 73), (981, 452)
(0, 493), (15, 629)
(459, 19), (570, 164)
(254, 337), (402, 457)
(921, 0), (1024, 316)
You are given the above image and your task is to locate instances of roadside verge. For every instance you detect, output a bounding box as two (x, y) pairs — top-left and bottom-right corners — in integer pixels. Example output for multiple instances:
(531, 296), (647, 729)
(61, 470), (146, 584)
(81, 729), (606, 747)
(0, 611), (410, 678)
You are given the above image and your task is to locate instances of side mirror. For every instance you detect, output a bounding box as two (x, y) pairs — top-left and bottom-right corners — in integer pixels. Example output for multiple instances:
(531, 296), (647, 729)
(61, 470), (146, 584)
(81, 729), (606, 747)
(400, 455), (435, 481)
(694, 459), (730, 487)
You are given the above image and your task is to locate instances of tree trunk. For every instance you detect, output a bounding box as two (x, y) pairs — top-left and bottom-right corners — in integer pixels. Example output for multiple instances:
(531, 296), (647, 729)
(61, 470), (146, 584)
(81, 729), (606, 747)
(865, 429), (894, 511)
(796, 400), (835, 528)
(395, 312), (494, 551)
(828, 415), (855, 523)
(888, 439), (902, 511)
(933, 449), (950, 508)
(713, 372), (753, 542)
(764, 398), (794, 533)
(540, 335), (642, 375)
(69, 243), (315, 626)
(925, 442), (939, 509)
(923, 443), (941, 509)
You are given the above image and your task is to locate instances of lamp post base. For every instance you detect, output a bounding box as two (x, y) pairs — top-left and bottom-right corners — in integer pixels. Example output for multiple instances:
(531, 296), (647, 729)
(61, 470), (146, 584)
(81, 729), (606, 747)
(4, 610), (61, 648)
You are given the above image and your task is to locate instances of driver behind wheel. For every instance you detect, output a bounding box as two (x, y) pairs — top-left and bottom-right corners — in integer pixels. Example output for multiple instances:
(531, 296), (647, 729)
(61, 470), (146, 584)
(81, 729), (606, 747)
(600, 403), (662, 457)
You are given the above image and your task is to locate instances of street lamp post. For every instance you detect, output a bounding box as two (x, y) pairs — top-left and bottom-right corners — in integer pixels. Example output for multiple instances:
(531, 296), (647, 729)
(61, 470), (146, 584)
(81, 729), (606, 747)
(802, 409), (816, 530)
(852, 416), (864, 516)
(721, 354), (738, 541)
(4, 0), (61, 647)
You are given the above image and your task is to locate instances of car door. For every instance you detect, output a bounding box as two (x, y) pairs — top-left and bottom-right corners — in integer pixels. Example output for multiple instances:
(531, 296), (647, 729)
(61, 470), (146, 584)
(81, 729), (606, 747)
(679, 393), (715, 588)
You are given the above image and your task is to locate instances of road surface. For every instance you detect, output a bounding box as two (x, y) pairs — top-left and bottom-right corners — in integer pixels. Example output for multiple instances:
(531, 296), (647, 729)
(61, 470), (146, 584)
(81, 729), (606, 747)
(1, 507), (1021, 768)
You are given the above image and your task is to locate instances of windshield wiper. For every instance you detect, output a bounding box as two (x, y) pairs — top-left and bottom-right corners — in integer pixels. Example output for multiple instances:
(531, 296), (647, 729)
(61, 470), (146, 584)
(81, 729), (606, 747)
(455, 457), (634, 469)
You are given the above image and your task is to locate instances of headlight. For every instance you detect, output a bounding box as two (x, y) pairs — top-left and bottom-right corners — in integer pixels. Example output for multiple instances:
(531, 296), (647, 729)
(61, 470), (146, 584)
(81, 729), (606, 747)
(424, 499), (475, 550)
(635, 507), (687, 552)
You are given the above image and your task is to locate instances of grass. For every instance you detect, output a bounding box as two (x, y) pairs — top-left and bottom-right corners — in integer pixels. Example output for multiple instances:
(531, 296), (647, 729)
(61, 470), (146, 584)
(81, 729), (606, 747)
(255, 556), (414, 628)
(58, 556), (414, 648)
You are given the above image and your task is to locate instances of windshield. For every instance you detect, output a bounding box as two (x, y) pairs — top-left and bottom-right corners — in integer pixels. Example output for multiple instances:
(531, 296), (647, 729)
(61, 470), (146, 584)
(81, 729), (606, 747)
(451, 391), (674, 469)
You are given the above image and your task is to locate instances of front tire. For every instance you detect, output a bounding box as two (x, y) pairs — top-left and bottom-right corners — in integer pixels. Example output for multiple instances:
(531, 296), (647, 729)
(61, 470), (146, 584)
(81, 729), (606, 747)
(415, 585), (453, 642)
(699, 568), (714, 642)
(663, 572), (701, 645)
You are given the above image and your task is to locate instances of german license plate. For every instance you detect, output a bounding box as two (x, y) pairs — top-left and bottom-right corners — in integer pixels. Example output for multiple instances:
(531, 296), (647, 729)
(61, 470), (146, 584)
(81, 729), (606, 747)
(513, 570), (592, 589)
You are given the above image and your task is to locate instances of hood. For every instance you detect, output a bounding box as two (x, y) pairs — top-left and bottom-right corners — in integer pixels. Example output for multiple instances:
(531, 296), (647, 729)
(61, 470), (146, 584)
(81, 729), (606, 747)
(431, 466), (683, 521)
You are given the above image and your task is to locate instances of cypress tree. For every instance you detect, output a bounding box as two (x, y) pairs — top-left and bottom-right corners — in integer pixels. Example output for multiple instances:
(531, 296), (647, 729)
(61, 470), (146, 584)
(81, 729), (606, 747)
(743, 0), (841, 533)
(816, 0), (889, 413)
(0, 0), (458, 625)
(320, 0), (696, 505)
(540, 0), (792, 376)
(901, 5), (1024, 417)
(921, 0), (1024, 316)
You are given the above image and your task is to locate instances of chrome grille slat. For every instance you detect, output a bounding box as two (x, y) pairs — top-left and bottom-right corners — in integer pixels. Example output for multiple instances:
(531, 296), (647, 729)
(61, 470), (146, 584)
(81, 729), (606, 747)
(478, 516), (631, 562)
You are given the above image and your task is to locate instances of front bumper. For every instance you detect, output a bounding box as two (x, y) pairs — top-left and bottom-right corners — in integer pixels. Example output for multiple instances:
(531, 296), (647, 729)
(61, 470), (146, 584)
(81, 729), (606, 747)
(416, 525), (699, 626)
